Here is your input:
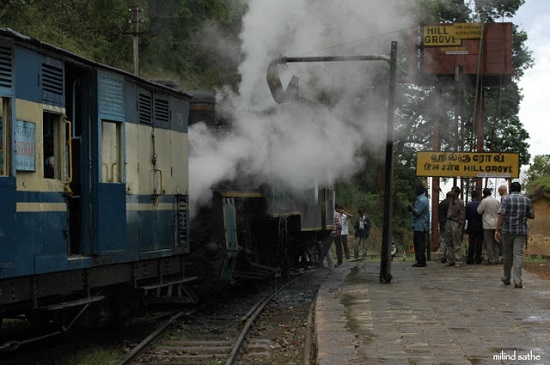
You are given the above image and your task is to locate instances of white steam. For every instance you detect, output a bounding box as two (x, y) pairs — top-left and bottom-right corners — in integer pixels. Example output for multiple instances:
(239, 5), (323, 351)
(189, 0), (414, 211)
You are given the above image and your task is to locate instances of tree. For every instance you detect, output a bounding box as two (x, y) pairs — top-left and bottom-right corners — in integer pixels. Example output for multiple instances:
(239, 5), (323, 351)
(524, 155), (550, 194)
(474, 0), (525, 21)
(401, 0), (533, 164)
(0, 0), (245, 90)
(141, 0), (246, 90)
(0, 0), (137, 66)
(385, 0), (534, 243)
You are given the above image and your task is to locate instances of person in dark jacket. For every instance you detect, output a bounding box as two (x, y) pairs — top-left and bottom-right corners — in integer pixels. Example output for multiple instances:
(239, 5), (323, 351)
(465, 190), (484, 264)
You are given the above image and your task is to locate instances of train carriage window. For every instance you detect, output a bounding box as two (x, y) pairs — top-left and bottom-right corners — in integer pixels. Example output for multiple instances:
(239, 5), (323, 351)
(43, 111), (63, 179)
(101, 120), (122, 183)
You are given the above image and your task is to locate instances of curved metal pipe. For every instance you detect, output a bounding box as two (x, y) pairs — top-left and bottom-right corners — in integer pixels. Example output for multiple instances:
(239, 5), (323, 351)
(266, 55), (391, 104)
(266, 58), (299, 104)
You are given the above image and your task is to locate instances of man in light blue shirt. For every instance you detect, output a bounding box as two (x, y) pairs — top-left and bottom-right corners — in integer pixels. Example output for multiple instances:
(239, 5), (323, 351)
(409, 183), (430, 267)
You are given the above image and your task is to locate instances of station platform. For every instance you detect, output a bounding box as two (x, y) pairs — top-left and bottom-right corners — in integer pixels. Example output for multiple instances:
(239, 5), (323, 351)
(315, 260), (550, 365)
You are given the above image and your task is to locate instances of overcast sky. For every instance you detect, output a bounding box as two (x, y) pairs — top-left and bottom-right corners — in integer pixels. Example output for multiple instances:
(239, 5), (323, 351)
(512, 0), (550, 160)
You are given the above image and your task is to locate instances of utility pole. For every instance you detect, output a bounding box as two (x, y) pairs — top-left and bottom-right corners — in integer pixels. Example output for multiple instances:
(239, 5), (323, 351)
(379, 41), (398, 284)
(430, 85), (442, 257)
(129, 5), (142, 76)
(264, 44), (398, 284)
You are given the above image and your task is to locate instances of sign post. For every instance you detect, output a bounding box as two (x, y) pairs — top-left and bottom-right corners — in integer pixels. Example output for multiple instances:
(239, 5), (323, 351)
(416, 152), (520, 179)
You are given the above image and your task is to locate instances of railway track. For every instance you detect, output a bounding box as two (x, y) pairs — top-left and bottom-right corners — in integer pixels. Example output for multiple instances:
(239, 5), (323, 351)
(0, 267), (328, 364)
(118, 268), (327, 365)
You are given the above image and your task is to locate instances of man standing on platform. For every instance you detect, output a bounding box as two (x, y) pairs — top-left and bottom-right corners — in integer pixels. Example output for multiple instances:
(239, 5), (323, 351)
(354, 208), (372, 259)
(331, 204), (344, 267)
(409, 183), (429, 267)
(438, 192), (451, 263)
(498, 185), (508, 198)
(496, 184), (509, 261)
(495, 182), (534, 288)
(445, 186), (465, 267)
(465, 190), (483, 264)
(477, 188), (501, 264)
(339, 206), (353, 260)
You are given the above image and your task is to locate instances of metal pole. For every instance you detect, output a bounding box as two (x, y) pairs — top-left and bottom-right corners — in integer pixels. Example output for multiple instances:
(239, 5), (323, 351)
(129, 6), (141, 76)
(430, 85), (442, 256)
(379, 41), (398, 284)
(264, 47), (398, 283)
(473, 23), (485, 192)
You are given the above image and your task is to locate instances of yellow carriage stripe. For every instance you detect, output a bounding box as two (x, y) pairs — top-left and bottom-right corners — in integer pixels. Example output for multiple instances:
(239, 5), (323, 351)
(16, 202), (67, 212)
(17, 202), (177, 212)
(126, 203), (175, 211)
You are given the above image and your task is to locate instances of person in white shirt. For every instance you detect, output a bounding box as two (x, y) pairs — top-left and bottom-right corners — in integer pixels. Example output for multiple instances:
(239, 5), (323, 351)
(354, 208), (372, 259)
(338, 207), (353, 260)
(477, 188), (501, 264)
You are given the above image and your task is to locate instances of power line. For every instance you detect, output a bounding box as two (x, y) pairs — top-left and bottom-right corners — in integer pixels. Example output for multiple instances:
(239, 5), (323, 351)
(296, 26), (416, 57)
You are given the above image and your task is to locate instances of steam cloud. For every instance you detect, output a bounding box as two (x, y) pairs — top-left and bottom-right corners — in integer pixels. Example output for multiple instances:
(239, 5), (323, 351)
(189, 0), (414, 212)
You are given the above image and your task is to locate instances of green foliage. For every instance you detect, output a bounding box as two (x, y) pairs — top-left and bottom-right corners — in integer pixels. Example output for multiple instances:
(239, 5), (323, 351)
(407, 0), (441, 24)
(435, 0), (471, 22)
(525, 254), (550, 263)
(140, 0), (245, 90)
(0, 0), (137, 67)
(481, 82), (531, 165)
(474, 0), (525, 21)
(0, 0), (245, 90)
(408, 0), (470, 23)
(512, 25), (534, 80)
(524, 155), (550, 194)
(335, 181), (381, 223)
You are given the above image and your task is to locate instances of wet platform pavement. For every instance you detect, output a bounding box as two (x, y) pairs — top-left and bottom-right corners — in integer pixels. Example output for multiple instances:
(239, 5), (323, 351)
(315, 260), (550, 365)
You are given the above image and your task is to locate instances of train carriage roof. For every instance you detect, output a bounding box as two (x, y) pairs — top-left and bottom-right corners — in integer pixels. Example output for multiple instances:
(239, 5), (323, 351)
(0, 27), (193, 99)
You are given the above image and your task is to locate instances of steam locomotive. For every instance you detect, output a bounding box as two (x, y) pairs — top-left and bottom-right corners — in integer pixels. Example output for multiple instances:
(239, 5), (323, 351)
(186, 94), (335, 292)
(0, 28), (335, 334)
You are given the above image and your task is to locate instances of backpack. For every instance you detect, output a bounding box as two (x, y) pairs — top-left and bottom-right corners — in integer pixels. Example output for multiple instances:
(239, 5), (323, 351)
(364, 217), (372, 231)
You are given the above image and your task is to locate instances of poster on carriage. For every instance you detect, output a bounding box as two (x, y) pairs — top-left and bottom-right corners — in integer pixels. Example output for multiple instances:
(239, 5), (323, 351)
(15, 120), (36, 171)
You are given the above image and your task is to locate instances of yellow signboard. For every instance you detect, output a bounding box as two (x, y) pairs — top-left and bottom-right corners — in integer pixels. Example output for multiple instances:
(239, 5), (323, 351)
(453, 23), (482, 38)
(416, 152), (519, 178)
(423, 23), (482, 47)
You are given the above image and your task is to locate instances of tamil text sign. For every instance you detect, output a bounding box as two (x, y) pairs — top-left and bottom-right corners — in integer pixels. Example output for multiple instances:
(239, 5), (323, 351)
(416, 152), (519, 178)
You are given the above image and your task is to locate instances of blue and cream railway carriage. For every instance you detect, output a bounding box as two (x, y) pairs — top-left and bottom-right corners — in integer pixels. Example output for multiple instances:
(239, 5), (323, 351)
(0, 28), (195, 320)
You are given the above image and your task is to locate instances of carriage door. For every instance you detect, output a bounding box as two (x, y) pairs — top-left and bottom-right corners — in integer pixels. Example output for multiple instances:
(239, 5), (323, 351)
(0, 41), (15, 270)
(0, 96), (15, 265)
(94, 72), (126, 254)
